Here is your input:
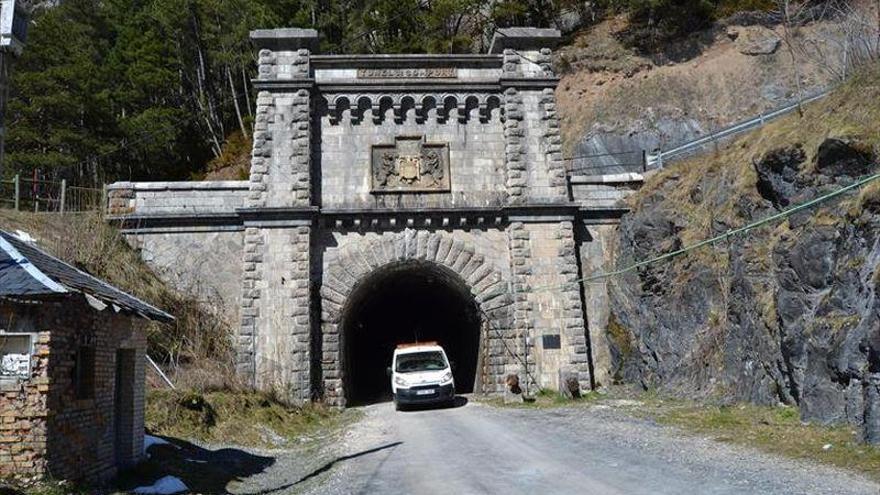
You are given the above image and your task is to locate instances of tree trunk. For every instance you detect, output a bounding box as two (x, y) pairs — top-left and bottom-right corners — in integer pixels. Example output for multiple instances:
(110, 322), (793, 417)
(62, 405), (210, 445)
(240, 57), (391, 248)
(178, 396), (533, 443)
(228, 65), (247, 137)
(242, 67), (253, 121)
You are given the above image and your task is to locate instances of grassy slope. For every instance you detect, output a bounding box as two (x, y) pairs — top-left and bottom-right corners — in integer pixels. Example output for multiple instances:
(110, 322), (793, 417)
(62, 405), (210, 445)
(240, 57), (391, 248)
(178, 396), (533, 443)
(631, 63), (880, 246)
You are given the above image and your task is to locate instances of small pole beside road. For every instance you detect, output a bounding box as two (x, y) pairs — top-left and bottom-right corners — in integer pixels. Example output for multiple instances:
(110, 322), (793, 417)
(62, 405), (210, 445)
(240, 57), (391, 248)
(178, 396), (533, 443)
(59, 179), (66, 214)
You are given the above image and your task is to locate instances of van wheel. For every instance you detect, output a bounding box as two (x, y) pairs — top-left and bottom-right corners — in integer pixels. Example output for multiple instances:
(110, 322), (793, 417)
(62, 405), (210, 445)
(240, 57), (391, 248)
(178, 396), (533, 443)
(394, 400), (402, 411)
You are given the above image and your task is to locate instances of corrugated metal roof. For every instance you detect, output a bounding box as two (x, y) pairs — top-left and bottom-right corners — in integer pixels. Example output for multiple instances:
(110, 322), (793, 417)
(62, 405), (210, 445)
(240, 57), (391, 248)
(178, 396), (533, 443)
(0, 230), (173, 322)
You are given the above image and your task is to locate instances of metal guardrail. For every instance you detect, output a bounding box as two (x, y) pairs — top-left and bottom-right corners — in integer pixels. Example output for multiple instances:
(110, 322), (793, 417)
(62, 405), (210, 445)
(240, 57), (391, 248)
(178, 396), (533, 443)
(654, 89), (832, 166)
(567, 88), (834, 175)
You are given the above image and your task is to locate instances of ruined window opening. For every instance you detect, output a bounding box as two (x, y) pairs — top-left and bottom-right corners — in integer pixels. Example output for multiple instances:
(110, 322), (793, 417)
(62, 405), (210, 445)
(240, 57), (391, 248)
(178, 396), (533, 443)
(0, 333), (34, 380)
(74, 345), (96, 399)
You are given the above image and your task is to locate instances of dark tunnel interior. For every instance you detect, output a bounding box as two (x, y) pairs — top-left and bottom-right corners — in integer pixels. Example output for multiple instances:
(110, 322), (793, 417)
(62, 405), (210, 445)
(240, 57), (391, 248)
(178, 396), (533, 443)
(342, 262), (481, 405)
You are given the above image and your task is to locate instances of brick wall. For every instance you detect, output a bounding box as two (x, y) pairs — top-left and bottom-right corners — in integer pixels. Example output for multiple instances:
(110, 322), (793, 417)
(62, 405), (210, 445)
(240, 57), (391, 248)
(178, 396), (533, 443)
(0, 298), (146, 482)
(0, 330), (49, 477)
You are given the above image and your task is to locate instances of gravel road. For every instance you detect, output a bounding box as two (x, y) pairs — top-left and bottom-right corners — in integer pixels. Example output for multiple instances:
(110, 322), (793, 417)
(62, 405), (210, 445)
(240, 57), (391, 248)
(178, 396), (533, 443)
(232, 398), (879, 495)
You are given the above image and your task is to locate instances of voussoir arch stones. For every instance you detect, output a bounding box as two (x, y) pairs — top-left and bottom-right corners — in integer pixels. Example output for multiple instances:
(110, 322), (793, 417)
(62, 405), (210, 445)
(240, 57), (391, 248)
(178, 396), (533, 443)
(320, 230), (511, 325)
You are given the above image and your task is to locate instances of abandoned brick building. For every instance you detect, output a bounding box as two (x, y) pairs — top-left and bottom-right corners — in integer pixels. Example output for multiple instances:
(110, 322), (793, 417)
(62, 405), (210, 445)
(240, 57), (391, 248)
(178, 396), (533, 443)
(107, 27), (642, 406)
(0, 230), (172, 481)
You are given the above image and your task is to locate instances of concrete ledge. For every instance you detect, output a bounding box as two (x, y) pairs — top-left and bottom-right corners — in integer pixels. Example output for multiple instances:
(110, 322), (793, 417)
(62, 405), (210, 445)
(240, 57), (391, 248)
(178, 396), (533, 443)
(107, 181), (249, 192)
(569, 173), (644, 184)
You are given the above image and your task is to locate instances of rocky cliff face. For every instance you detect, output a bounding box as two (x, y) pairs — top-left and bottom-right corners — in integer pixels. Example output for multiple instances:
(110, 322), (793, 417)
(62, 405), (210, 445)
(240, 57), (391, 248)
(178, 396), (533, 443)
(607, 72), (880, 443)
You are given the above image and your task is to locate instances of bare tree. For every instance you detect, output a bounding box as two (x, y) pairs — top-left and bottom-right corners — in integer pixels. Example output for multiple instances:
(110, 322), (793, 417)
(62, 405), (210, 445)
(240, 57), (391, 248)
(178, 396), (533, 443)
(791, 0), (879, 83)
(776, 0), (810, 116)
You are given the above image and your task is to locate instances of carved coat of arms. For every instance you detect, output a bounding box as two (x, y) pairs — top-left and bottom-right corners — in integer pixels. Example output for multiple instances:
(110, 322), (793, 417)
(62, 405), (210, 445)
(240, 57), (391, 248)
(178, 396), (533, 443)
(371, 136), (450, 192)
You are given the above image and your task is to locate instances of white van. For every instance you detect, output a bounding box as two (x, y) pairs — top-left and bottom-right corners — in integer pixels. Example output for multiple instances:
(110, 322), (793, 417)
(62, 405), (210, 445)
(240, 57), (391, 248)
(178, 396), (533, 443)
(388, 342), (455, 410)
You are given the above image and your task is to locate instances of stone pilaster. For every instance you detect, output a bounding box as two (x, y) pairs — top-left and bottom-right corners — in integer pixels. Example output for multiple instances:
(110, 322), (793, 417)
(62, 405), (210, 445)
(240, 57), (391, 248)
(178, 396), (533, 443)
(238, 29), (318, 402)
(248, 89), (274, 208)
(508, 221), (536, 391)
(540, 86), (568, 199)
(289, 88), (312, 207)
(556, 221), (590, 389)
(237, 227), (264, 383)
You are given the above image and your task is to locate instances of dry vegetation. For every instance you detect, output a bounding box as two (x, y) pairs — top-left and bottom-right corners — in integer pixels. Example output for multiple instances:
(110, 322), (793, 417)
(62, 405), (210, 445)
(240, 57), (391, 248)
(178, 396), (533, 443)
(555, 14), (851, 154)
(648, 397), (880, 481)
(145, 389), (352, 448)
(0, 210), (237, 390)
(630, 61), (880, 249)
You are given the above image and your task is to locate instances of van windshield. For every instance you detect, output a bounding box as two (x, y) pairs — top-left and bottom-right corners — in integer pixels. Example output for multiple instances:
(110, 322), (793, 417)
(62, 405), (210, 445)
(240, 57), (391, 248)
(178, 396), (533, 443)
(395, 351), (447, 373)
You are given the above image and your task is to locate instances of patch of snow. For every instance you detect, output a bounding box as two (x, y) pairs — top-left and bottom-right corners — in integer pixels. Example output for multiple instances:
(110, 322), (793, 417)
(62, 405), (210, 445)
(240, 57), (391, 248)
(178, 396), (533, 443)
(144, 434), (171, 454)
(14, 230), (37, 243)
(133, 476), (188, 494)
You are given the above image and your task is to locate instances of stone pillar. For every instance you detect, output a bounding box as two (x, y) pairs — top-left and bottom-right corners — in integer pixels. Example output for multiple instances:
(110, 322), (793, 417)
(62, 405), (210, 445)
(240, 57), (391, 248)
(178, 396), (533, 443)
(502, 51), (526, 205)
(555, 220), (591, 390)
(494, 28), (567, 204)
(508, 221), (536, 391)
(238, 29), (318, 403)
(494, 29), (588, 393)
(575, 222), (617, 388)
(512, 220), (590, 393)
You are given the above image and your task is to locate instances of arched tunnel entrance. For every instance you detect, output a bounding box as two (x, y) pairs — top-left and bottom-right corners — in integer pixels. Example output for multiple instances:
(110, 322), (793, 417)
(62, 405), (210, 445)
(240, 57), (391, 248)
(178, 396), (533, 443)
(341, 261), (482, 405)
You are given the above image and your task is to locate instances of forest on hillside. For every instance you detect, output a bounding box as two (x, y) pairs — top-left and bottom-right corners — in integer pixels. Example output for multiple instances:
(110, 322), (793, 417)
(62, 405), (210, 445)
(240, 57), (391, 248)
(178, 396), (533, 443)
(6, 0), (782, 186)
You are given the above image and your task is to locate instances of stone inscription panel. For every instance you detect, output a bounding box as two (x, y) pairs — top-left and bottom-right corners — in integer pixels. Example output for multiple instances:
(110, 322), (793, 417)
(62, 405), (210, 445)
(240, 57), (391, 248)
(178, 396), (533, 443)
(357, 68), (457, 79)
(371, 136), (450, 193)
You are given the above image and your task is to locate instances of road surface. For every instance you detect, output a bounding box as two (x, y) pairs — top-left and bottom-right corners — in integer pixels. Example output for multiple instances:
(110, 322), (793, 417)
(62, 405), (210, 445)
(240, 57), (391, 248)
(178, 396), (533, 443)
(233, 398), (879, 494)
(308, 399), (878, 495)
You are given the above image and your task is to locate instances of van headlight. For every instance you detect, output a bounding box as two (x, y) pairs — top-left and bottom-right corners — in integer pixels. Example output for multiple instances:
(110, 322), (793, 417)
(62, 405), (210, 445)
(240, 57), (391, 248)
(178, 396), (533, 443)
(394, 375), (408, 387)
(441, 371), (453, 383)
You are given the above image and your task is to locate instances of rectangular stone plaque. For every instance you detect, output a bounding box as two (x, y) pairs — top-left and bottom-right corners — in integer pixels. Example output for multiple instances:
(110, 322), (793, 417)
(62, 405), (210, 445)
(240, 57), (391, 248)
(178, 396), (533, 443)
(357, 68), (457, 79)
(542, 334), (561, 349)
(371, 136), (450, 193)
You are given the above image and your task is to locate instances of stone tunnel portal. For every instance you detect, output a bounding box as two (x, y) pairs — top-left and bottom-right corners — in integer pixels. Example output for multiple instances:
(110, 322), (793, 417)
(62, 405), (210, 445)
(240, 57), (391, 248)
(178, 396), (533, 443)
(341, 262), (482, 405)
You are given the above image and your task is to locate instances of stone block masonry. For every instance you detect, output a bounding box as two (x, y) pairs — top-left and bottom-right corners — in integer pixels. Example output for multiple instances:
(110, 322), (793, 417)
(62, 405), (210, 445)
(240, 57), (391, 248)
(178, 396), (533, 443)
(107, 26), (643, 405)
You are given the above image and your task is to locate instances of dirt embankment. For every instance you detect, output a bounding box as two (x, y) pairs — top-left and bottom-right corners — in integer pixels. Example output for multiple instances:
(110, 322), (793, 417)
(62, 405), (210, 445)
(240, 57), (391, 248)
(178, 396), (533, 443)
(555, 13), (853, 163)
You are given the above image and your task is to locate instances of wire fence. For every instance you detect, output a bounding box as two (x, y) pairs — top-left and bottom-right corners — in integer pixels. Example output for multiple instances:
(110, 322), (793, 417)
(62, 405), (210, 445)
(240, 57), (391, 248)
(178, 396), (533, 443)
(0, 175), (104, 214)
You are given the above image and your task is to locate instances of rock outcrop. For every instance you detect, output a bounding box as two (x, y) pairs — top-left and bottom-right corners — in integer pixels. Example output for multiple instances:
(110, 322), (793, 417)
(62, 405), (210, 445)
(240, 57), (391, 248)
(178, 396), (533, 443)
(608, 109), (880, 443)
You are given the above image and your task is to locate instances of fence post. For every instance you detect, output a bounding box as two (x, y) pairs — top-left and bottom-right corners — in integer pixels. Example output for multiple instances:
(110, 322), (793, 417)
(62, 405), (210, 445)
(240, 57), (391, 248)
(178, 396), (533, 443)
(13, 174), (18, 211)
(59, 179), (66, 214)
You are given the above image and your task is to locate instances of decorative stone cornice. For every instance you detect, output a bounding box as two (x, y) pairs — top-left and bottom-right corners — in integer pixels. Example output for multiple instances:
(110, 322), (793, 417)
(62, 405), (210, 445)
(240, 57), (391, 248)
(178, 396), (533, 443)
(311, 54), (502, 68)
(489, 27), (561, 54)
(320, 92), (502, 124)
(250, 28), (319, 51)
